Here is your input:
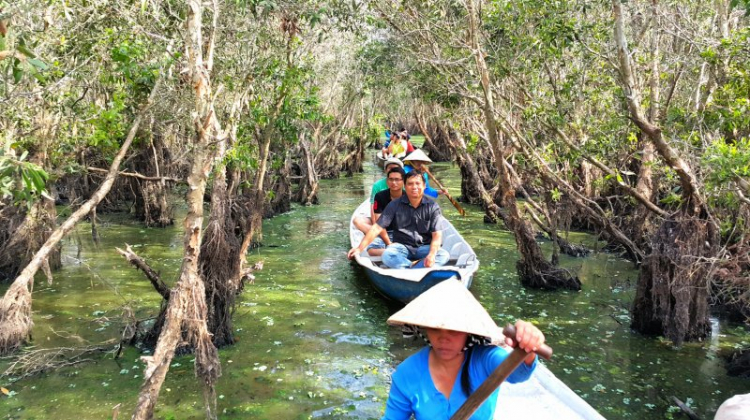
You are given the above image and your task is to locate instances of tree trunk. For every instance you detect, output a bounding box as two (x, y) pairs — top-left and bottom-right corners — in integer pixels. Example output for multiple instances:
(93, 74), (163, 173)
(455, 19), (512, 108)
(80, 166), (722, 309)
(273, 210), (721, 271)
(465, 0), (580, 290)
(294, 135), (319, 206)
(415, 109), (452, 161)
(199, 158), (240, 348)
(131, 1), (220, 418)
(0, 196), (61, 283)
(613, 0), (720, 344)
(630, 217), (719, 345)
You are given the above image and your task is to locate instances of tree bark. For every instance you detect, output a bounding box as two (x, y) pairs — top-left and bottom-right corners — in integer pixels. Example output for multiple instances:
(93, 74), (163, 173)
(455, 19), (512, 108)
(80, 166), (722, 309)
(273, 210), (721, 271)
(131, 1), (220, 418)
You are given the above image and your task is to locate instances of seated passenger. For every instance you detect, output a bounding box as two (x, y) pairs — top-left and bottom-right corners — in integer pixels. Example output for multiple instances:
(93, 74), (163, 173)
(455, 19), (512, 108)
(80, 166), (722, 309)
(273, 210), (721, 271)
(365, 167), (405, 257)
(386, 134), (407, 159)
(400, 129), (415, 154)
(382, 130), (397, 151)
(348, 171), (450, 269)
(352, 158), (404, 235)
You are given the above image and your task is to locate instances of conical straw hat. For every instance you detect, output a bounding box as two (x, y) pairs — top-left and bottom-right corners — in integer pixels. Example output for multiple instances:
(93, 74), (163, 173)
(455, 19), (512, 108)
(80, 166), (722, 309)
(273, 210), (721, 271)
(403, 149), (433, 164)
(715, 394), (750, 420)
(384, 157), (404, 169)
(387, 280), (499, 340)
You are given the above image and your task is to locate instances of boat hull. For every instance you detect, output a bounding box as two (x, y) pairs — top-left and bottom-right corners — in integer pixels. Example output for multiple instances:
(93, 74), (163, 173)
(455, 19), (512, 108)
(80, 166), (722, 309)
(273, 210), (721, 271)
(350, 200), (479, 303)
(360, 264), (473, 303)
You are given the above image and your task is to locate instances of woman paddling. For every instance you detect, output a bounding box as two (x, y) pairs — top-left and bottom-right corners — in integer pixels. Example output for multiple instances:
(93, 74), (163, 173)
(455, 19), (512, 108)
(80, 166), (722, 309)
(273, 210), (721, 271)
(403, 149), (446, 199)
(382, 280), (545, 420)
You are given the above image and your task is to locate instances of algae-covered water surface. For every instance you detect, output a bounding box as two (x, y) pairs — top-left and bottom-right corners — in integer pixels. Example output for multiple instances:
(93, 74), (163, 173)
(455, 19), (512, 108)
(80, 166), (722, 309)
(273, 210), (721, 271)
(1, 158), (748, 420)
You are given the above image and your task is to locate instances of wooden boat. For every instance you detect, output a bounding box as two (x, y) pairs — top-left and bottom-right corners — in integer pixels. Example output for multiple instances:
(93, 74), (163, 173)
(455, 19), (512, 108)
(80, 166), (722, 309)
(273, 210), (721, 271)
(374, 150), (406, 169)
(497, 363), (606, 420)
(349, 199), (479, 303)
(375, 150), (387, 168)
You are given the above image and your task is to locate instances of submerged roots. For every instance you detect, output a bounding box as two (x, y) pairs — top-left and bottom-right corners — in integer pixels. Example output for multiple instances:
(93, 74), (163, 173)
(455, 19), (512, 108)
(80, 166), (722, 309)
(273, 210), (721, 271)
(0, 283), (33, 356)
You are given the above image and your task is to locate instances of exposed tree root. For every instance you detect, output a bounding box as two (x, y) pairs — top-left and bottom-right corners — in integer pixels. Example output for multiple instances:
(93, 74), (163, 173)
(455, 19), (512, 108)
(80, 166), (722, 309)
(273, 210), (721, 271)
(0, 283), (33, 356)
(631, 217), (719, 345)
(725, 348), (750, 378)
(1, 343), (114, 380)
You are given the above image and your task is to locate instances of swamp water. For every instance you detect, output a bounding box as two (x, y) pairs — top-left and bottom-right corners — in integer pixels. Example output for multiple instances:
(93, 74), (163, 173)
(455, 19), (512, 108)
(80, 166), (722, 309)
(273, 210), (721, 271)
(1, 160), (748, 420)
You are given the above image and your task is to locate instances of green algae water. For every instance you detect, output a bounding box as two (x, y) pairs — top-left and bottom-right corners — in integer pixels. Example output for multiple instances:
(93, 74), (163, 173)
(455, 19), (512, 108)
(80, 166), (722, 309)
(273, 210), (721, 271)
(1, 157), (748, 420)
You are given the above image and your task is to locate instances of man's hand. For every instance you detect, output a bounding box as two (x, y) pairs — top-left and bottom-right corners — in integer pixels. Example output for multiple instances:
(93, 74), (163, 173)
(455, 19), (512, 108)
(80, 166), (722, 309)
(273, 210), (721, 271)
(438, 188), (448, 195)
(424, 252), (436, 267)
(347, 247), (362, 260)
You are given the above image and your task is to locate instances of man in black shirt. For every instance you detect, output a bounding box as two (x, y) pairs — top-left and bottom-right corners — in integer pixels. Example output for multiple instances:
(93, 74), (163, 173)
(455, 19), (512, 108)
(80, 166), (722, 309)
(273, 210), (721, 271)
(365, 167), (406, 256)
(348, 171), (450, 269)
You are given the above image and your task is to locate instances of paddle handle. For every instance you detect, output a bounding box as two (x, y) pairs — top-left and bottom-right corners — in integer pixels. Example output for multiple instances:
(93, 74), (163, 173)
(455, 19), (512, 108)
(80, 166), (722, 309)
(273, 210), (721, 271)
(502, 324), (553, 360)
(449, 324), (553, 420)
(423, 167), (467, 217)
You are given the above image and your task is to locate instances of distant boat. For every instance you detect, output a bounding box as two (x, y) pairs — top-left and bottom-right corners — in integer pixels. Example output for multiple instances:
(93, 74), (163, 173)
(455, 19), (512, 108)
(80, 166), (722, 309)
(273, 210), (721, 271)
(374, 150), (387, 168)
(374, 150), (406, 169)
(349, 199), (479, 303)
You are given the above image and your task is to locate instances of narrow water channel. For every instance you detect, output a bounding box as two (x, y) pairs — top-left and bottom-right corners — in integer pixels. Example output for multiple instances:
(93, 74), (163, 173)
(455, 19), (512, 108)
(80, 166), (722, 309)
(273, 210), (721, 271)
(1, 159), (748, 420)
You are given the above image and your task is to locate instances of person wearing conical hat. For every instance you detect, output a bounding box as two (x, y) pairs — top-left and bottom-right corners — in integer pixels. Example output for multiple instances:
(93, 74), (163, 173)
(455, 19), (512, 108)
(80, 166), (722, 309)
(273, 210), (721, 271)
(382, 280), (545, 420)
(403, 149), (446, 199)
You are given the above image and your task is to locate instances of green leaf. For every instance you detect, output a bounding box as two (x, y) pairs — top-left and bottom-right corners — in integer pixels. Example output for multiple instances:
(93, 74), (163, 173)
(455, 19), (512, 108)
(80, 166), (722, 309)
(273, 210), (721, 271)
(16, 43), (36, 59)
(12, 59), (23, 83)
(27, 58), (48, 71)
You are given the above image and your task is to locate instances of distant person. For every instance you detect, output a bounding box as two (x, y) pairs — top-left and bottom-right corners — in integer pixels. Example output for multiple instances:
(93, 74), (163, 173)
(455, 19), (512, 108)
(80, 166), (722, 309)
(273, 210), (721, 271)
(348, 170), (449, 269)
(400, 129), (415, 154)
(715, 393), (750, 420)
(403, 149), (445, 199)
(381, 279), (545, 420)
(383, 130), (397, 150)
(386, 134), (407, 159)
(352, 158), (404, 234)
(365, 167), (406, 256)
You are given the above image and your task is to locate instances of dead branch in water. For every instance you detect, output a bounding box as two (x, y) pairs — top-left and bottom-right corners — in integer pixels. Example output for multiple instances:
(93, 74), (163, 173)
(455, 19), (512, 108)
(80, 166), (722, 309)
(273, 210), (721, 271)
(86, 166), (183, 184)
(1, 342), (116, 380)
(116, 244), (171, 299)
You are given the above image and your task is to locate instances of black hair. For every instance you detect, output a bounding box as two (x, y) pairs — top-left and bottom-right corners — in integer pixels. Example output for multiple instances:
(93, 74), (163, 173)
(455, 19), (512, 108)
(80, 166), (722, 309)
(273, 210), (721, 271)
(387, 167), (406, 181)
(404, 170), (424, 184)
(461, 346), (474, 397)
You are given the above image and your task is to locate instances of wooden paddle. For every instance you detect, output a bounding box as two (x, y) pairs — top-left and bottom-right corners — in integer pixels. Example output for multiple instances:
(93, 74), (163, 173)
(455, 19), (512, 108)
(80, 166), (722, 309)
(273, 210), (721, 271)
(422, 166), (467, 217)
(449, 325), (553, 420)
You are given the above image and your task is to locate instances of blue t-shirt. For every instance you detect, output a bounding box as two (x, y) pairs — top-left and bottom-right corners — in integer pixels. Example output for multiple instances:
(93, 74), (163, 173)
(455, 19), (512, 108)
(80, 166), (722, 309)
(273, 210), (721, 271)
(383, 345), (537, 420)
(404, 165), (438, 199)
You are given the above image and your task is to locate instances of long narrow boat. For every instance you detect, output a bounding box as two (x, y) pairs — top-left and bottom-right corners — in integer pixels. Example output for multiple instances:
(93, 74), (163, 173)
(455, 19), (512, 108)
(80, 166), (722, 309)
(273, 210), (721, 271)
(497, 362), (606, 419)
(349, 199), (479, 303)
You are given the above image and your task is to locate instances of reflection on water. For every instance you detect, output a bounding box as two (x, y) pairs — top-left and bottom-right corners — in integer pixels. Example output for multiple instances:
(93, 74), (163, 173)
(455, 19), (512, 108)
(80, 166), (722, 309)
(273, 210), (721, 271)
(0, 159), (748, 420)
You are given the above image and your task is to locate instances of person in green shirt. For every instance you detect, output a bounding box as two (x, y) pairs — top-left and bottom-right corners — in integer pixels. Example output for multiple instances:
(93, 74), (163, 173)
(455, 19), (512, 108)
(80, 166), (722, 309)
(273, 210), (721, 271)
(352, 158), (404, 235)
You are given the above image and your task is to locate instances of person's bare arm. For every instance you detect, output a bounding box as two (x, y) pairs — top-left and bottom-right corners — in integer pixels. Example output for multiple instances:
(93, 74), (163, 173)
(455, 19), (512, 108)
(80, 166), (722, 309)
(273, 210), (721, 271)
(347, 223), (385, 259)
(371, 211), (390, 245)
(424, 230), (442, 267)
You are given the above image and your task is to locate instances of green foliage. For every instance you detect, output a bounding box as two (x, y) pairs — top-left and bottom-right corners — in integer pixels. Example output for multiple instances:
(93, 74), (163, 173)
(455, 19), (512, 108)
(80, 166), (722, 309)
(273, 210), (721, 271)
(0, 149), (50, 206)
(704, 137), (750, 186)
(703, 28), (750, 140)
(730, 0), (750, 15)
